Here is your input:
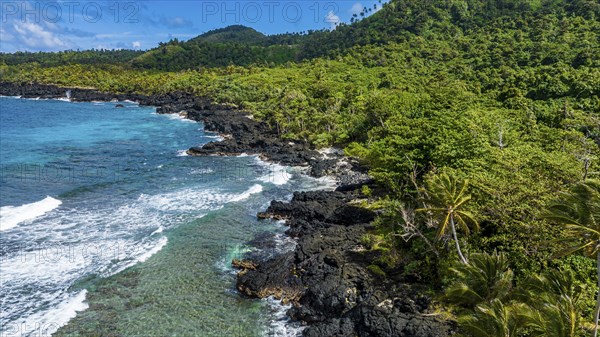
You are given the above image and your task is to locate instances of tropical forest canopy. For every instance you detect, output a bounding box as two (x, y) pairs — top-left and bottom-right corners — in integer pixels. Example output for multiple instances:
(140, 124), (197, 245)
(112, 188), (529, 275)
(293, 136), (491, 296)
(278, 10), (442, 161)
(1, 0), (599, 335)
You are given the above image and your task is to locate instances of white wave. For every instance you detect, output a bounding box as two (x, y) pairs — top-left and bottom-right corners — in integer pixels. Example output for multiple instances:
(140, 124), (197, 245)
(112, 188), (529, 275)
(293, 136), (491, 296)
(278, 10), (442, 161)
(136, 236), (167, 263)
(139, 189), (226, 212)
(0, 196), (62, 231)
(138, 184), (263, 214)
(100, 235), (170, 277)
(150, 225), (164, 235)
(272, 232), (297, 254)
(177, 150), (189, 157)
(5, 290), (88, 337)
(123, 100), (138, 104)
(0, 95), (22, 99)
(203, 134), (223, 140)
(22, 97), (76, 102)
(0, 240), (90, 331)
(264, 296), (304, 337)
(315, 176), (339, 191)
(297, 175), (338, 192)
(165, 112), (196, 123)
(256, 162), (291, 186)
(230, 184), (263, 202)
(250, 156), (294, 186)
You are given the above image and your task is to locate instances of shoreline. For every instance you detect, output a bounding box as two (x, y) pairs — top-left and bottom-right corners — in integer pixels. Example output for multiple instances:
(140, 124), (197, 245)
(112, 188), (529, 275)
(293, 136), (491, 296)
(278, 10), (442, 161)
(0, 82), (450, 337)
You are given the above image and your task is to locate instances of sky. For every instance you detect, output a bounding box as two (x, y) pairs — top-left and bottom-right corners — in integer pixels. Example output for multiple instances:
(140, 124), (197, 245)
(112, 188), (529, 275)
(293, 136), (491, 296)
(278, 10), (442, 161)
(0, 1), (383, 52)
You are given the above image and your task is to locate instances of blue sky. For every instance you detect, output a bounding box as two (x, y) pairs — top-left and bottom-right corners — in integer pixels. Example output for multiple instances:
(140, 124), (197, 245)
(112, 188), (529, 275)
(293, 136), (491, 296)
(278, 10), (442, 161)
(0, 1), (383, 52)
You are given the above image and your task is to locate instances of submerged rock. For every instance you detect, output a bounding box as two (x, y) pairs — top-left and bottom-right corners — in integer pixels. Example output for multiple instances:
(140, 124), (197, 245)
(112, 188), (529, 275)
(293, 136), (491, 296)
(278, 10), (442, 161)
(231, 259), (257, 272)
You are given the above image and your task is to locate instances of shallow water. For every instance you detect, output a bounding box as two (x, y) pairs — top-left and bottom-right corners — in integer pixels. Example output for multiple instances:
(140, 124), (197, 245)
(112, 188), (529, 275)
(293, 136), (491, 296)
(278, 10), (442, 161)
(0, 97), (329, 336)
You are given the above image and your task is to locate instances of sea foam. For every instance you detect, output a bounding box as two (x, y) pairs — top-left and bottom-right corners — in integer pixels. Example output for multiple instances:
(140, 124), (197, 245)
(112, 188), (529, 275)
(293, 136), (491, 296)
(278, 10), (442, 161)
(136, 236), (168, 263)
(264, 296), (305, 337)
(253, 156), (292, 186)
(6, 290), (89, 337)
(0, 196), (62, 231)
(230, 184), (263, 202)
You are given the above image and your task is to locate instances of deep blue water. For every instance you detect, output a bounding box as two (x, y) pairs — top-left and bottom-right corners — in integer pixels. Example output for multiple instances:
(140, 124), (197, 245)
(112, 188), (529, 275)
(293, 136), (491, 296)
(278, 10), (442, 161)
(0, 97), (330, 336)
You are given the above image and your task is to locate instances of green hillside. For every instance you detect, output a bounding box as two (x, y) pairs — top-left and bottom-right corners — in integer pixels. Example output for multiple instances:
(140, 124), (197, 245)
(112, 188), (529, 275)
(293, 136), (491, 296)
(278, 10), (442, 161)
(298, 0), (600, 58)
(130, 25), (303, 70)
(189, 25), (269, 45)
(0, 49), (144, 67)
(2, 0), (599, 335)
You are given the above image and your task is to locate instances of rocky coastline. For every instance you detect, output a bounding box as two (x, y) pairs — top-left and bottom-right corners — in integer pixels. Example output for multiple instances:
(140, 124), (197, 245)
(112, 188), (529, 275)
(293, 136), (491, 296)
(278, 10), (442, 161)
(1, 82), (451, 337)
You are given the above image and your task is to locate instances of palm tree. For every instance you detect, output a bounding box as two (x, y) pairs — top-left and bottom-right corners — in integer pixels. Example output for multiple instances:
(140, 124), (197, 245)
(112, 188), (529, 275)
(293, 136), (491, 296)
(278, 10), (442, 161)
(418, 173), (479, 264)
(524, 296), (580, 337)
(445, 251), (514, 307)
(459, 299), (527, 337)
(545, 179), (600, 336)
(517, 269), (583, 337)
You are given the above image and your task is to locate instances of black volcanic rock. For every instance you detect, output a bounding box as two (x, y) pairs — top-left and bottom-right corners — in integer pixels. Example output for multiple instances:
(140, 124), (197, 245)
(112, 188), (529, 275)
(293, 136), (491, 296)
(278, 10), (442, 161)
(238, 189), (452, 337)
(186, 109), (321, 167)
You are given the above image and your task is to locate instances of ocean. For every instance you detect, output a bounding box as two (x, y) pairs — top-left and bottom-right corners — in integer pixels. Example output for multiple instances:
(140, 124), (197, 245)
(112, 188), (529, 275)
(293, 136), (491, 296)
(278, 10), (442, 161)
(0, 96), (330, 336)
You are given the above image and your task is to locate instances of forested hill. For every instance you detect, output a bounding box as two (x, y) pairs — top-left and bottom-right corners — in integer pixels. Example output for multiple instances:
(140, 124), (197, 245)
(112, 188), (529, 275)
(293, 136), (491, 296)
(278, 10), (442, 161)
(190, 25), (269, 44)
(0, 49), (144, 67)
(3, 0), (598, 70)
(0, 25), (305, 70)
(298, 0), (600, 58)
(132, 0), (600, 68)
(129, 25), (304, 70)
(188, 25), (304, 46)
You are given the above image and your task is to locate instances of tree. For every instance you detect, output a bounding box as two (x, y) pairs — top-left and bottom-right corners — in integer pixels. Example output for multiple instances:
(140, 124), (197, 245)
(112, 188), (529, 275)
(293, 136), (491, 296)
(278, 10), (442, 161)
(445, 251), (513, 307)
(545, 180), (600, 336)
(459, 299), (526, 337)
(517, 269), (584, 337)
(418, 173), (479, 264)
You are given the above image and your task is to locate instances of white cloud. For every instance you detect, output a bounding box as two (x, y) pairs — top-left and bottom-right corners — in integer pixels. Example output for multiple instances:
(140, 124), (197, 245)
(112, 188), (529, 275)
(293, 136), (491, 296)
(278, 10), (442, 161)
(325, 11), (341, 30)
(11, 21), (70, 50)
(132, 41), (142, 49)
(351, 2), (364, 16)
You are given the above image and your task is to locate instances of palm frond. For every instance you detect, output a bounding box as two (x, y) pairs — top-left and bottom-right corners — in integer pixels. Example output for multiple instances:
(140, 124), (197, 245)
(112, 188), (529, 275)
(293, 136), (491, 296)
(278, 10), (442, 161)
(458, 299), (524, 337)
(445, 252), (513, 308)
(435, 212), (451, 241)
(544, 179), (600, 257)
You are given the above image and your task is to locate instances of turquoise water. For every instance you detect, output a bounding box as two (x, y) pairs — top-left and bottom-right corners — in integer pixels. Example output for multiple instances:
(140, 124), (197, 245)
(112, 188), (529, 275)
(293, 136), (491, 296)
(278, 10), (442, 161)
(0, 97), (327, 336)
